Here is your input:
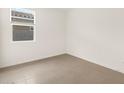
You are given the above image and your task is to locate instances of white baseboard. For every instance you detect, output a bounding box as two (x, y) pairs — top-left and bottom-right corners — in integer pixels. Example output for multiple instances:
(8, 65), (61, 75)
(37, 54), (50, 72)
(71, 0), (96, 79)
(67, 52), (124, 74)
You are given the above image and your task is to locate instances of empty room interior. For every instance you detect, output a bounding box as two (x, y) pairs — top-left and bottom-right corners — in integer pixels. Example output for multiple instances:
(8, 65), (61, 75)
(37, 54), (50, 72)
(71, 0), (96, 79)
(0, 8), (124, 84)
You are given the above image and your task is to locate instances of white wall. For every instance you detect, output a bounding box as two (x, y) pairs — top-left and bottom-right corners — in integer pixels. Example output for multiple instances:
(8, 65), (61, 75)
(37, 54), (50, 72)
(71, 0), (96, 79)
(67, 9), (124, 73)
(0, 9), (2, 63)
(0, 8), (66, 67)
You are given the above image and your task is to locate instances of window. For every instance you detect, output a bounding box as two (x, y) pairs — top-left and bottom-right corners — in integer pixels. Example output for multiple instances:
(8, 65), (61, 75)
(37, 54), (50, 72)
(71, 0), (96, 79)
(11, 8), (35, 41)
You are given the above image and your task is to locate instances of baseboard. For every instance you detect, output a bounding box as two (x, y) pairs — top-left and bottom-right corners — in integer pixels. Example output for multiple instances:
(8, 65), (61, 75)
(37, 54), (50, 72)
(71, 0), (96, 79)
(67, 52), (124, 74)
(1, 52), (124, 74)
(0, 52), (66, 69)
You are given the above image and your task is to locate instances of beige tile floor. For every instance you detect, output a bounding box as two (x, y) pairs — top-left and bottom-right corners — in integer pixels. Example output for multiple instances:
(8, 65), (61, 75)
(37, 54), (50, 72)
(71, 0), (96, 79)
(0, 54), (124, 84)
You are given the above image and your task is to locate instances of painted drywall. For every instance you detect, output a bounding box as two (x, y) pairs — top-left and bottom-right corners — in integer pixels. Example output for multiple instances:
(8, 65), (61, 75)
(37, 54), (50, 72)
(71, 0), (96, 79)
(0, 8), (66, 67)
(0, 9), (2, 63)
(67, 9), (124, 73)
